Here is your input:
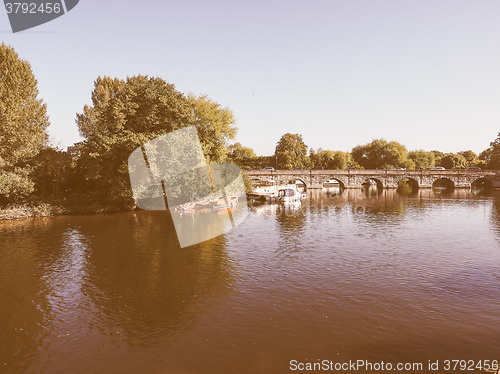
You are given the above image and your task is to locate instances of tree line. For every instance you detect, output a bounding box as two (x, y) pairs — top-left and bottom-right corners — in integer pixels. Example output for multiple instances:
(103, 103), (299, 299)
(2, 42), (500, 210)
(230, 133), (500, 171)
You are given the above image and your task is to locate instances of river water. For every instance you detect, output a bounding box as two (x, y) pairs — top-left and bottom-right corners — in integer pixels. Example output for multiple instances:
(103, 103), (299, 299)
(1, 188), (500, 373)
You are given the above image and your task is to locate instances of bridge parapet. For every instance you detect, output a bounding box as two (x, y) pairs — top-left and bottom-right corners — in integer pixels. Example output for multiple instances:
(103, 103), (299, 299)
(245, 169), (500, 189)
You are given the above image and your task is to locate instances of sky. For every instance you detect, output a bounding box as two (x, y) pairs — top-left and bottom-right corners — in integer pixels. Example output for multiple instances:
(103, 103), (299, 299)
(1, 0), (499, 156)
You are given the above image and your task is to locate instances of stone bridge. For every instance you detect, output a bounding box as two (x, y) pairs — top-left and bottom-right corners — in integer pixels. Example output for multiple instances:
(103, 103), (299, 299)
(246, 169), (500, 189)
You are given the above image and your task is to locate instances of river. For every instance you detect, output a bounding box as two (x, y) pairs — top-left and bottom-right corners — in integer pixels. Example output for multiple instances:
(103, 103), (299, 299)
(1, 188), (500, 373)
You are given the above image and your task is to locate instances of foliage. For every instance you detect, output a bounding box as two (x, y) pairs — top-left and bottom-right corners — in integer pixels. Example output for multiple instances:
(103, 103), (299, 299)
(241, 172), (253, 192)
(458, 150), (479, 167)
(228, 142), (256, 159)
(310, 149), (349, 169)
(485, 133), (500, 170)
(188, 93), (237, 162)
(275, 133), (309, 170)
(0, 203), (66, 221)
(0, 43), (49, 202)
(232, 155), (274, 170)
(430, 150), (444, 164)
(351, 139), (407, 169)
(0, 169), (34, 204)
(479, 149), (491, 161)
(408, 150), (435, 169)
(75, 75), (237, 206)
(30, 147), (73, 199)
(475, 160), (487, 169)
(403, 158), (416, 170)
(438, 153), (468, 169)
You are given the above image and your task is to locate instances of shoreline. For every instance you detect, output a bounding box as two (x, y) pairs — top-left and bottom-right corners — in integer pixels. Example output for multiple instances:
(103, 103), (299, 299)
(0, 203), (130, 221)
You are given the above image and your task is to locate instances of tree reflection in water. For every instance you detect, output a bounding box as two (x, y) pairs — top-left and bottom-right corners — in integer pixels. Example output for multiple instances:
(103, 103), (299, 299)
(490, 192), (500, 240)
(0, 212), (235, 373)
(257, 188), (500, 237)
(78, 212), (235, 338)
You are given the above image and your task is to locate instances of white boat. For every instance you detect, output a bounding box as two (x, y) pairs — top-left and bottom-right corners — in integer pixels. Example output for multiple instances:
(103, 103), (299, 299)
(248, 181), (279, 200)
(277, 187), (306, 202)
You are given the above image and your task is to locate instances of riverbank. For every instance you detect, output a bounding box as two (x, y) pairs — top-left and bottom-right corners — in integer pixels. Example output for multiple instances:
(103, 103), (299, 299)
(0, 204), (66, 221)
(0, 203), (128, 221)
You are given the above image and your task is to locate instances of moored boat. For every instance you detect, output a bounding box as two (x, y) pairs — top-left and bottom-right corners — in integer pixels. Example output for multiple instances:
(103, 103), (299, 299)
(247, 180), (279, 201)
(277, 187), (306, 202)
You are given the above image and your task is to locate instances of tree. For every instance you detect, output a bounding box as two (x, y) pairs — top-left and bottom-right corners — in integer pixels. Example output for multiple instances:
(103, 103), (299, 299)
(0, 43), (49, 202)
(479, 149), (491, 162)
(438, 153), (468, 169)
(430, 150), (444, 165)
(30, 147), (72, 200)
(408, 150), (435, 169)
(275, 133), (308, 170)
(458, 150), (479, 167)
(228, 142), (256, 159)
(351, 139), (407, 169)
(188, 93), (237, 162)
(76, 75), (237, 206)
(485, 133), (500, 169)
(312, 150), (348, 169)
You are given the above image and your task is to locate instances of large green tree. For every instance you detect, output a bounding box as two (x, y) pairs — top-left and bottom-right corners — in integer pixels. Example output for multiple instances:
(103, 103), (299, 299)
(275, 133), (309, 170)
(351, 139), (407, 169)
(408, 150), (435, 169)
(76, 75), (237, 206)
(438, 153), (468, 169)
(0, 43), (49, 202)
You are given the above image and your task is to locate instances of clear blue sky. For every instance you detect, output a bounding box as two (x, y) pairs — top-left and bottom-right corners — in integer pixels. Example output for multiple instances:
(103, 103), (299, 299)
(1, 0), (499, 155)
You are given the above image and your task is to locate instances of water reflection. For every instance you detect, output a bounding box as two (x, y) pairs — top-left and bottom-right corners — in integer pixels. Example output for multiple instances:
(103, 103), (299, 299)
(0, 213), (235, 373)
(251, 188), (500, 236)
(490, 193), (500, 240)
(361, 183), (380, 198)
(396, 178), (419, 196)
(0, 219), (56, 372)
(2, 188), (500, 373)
(77, 212), (235, 337)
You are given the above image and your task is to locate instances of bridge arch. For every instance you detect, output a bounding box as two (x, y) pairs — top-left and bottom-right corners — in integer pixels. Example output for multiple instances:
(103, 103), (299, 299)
(286, 178), (308, 191)
(362, 177), (384, 190)
(471, 177), (494, 189)
(396, 177), (419, 195)
(432, 177), (455, 191)
(322, 177), (346, 190)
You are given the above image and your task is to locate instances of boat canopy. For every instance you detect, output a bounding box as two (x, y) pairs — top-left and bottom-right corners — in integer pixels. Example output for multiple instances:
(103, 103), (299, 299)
(278, 188), (296, 197)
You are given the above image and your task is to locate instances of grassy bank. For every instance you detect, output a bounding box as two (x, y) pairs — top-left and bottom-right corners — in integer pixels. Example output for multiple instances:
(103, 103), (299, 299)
(0, 204), (67, 221)
(0, 203), (129, 221)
